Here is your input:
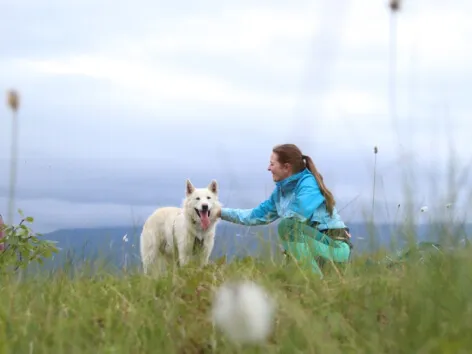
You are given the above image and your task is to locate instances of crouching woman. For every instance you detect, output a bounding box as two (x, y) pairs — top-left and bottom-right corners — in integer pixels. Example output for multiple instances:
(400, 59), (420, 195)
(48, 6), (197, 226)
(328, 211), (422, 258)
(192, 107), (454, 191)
(216, 143), (353, 277)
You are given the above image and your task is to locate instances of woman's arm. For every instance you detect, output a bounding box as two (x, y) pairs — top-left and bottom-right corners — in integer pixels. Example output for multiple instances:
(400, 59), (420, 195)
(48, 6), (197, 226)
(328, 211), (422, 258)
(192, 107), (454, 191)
(219, 192), (279, 226)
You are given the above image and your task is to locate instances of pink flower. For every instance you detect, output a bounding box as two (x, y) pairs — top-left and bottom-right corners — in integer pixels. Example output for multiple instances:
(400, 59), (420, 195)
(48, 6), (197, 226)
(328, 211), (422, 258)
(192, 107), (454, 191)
(0, 214), (5, 251)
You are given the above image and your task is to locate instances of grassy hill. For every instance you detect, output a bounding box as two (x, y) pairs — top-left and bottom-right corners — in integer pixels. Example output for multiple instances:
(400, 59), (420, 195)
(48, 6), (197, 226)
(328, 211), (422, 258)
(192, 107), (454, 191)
(2, 215), (471, 352)
(2, 237), (472, 353)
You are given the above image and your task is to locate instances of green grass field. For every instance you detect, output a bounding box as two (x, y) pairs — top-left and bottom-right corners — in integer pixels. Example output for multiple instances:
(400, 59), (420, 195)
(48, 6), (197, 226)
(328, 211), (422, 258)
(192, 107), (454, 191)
(1, 240), (471, 354)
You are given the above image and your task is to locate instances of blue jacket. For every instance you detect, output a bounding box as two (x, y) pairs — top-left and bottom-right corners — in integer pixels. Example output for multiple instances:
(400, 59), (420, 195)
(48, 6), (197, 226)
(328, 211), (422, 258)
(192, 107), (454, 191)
(220, 168), (346, 230)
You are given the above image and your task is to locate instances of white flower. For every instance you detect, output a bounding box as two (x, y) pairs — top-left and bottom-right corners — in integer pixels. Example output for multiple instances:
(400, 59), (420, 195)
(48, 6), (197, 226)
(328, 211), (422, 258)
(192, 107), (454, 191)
(420, 206), (428, 213)
(211, 280), (276, 344)
(122, 234), (128, 242)
(446, 203), (452, 209)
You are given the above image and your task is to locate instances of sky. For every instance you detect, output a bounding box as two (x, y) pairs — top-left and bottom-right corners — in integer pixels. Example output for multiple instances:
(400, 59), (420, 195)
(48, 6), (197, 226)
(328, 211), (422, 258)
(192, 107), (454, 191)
(1, 0), (471, 232)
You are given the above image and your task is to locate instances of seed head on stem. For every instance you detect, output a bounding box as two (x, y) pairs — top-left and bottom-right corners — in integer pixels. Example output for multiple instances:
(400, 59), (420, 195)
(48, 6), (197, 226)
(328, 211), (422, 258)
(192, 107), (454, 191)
(372, 146), (379, 219)
(7, 90), (20, 113)
(389, 0), (401, 12)
(5, 89), (20, 226)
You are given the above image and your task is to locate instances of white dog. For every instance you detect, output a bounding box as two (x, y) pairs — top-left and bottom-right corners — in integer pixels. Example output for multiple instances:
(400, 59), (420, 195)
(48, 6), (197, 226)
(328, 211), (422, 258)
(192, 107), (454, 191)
(139, 179), (222, 275)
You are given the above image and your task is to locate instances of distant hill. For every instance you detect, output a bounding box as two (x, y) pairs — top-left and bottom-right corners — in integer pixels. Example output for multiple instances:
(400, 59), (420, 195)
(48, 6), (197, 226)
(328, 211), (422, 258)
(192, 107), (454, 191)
(26, 220), (471, 274)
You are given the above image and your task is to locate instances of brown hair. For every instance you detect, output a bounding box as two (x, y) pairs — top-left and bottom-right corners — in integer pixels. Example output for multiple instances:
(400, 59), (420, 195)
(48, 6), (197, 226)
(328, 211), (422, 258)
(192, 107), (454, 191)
(272, 144), (336, 216)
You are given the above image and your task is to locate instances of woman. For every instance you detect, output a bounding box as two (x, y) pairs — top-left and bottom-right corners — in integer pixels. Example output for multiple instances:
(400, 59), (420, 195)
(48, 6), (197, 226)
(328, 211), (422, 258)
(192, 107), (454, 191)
(216, 143), (352, 277)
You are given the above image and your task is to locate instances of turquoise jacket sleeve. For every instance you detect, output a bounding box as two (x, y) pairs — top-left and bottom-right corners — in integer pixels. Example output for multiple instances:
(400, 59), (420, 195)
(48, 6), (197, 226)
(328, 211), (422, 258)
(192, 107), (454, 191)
(220, 192), (279, 226)
(285, 176), (325, 222)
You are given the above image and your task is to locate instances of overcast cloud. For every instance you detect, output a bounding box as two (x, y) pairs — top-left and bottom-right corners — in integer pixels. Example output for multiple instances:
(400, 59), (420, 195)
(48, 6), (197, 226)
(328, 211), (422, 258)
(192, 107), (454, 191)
(1, 0), (471, 232)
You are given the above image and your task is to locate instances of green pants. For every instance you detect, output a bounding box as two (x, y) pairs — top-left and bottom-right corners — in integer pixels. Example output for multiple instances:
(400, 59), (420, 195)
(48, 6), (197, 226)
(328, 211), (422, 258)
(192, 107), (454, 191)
(278, 218), (351, 277)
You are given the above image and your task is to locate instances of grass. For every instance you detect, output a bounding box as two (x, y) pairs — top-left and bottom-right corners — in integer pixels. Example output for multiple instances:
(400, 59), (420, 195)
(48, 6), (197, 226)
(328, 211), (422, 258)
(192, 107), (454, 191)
(0, 239), (471, 354)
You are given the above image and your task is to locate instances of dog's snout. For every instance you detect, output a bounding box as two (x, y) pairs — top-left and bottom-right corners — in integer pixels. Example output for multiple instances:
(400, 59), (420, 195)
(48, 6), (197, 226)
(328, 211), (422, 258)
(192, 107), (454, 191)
(201, 204), (209, 211)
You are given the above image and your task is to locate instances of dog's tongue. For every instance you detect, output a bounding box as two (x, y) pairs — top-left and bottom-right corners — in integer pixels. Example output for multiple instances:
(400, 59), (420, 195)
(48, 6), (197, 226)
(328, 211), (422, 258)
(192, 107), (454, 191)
(200, 210), (210, 230)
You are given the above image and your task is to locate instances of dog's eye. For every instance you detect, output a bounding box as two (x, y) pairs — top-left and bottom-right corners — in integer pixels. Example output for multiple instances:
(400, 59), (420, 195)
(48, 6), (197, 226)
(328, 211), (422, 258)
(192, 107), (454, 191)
(207, 196), (211, 200)
(196, 197), (200, 201)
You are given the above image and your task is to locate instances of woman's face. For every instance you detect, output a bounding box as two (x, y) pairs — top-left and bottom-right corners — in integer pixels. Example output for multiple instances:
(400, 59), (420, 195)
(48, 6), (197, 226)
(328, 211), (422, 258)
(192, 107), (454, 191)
(267, 153), (291, 182)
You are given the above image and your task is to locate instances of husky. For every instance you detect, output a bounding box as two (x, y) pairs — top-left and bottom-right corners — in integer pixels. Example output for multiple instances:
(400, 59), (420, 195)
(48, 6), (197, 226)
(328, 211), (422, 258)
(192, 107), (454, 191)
(139, 179), (222, 275)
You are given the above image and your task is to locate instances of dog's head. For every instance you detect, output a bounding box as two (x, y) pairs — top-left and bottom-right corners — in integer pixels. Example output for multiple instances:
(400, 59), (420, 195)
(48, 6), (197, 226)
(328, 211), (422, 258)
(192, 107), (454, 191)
(184, 179), (222, 231)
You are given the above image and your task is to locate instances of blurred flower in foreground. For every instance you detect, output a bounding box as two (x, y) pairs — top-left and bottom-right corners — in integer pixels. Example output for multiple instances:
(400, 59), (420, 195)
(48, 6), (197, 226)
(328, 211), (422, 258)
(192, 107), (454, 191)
(420, 206), (428, 213)
(211, 280), (276, 345)
(122, 234), (128, 242)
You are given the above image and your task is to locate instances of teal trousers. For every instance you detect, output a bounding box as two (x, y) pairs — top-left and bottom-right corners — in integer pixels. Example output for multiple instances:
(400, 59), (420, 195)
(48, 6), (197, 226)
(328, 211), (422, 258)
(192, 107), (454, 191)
(278, 218), (351, 277)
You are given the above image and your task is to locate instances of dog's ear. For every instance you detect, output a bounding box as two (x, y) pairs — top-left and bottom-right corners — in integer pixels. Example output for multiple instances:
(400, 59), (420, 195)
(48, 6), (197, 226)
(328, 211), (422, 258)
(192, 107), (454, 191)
(186, 179), (195, 196)
(208, 180), (218, 194)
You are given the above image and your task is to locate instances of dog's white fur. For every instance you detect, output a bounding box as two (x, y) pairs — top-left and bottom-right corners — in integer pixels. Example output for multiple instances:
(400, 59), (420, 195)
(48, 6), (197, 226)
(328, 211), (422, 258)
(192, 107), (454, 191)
(139, 179), (222, 275)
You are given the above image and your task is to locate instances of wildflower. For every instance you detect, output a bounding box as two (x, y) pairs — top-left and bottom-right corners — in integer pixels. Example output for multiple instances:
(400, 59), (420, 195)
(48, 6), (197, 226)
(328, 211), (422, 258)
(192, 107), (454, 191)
(211, 280), (275, 344)
(122, 234), (128, 242)
(420, 206), (428, 213)
(373, 146), (378, 154)
(445, 203), (452, 209)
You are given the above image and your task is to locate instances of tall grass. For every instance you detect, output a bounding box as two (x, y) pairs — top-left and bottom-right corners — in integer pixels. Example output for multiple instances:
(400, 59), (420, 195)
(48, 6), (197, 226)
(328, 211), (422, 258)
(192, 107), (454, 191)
(1, 245), (472, 353)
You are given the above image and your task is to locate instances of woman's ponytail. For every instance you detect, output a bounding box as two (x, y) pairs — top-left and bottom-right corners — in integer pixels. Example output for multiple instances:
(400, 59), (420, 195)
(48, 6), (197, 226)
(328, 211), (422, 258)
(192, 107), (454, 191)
(303, 155), (336, 216)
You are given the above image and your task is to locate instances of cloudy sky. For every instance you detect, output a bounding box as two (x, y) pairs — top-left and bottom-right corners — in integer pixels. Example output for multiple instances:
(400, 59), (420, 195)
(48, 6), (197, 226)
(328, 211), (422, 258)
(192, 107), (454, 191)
(1, 0), (471, 232)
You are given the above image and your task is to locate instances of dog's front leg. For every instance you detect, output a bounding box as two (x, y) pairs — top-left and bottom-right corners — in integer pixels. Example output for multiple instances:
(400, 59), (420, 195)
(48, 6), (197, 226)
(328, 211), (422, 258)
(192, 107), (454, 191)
(176, 241), (191, 267)
(179, 253), (189, 267)
(200, 238), (214, 266)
